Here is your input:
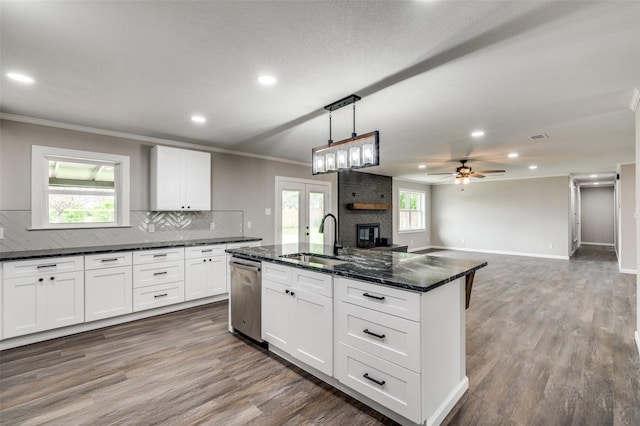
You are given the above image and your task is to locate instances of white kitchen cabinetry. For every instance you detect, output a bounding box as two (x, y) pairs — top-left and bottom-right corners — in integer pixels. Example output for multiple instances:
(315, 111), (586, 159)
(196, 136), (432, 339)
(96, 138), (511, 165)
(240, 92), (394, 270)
(133, 248), (185, 311)
(150, 146), (211, 211)
(334, 276), (466, 425)
(262, 263), (333, 376)
(185, 245), (226, 300)
(85, 252), (133, 322)
(3, 256), (84, 339)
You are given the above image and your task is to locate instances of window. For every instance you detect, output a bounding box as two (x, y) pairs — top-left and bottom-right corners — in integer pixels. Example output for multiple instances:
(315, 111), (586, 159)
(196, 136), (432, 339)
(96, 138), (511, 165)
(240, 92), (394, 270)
(31, 146), (130, 229)
(399, 189), (425, 232)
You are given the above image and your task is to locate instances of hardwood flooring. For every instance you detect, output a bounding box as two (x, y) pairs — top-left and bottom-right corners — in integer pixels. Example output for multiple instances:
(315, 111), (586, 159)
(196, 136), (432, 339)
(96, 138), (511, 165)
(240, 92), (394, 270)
(1, 245), (638, 425)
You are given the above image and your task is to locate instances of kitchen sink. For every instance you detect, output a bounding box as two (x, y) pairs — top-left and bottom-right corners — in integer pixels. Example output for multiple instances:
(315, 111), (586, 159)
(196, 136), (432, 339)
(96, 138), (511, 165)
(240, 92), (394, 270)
(279, 253), (347, 267)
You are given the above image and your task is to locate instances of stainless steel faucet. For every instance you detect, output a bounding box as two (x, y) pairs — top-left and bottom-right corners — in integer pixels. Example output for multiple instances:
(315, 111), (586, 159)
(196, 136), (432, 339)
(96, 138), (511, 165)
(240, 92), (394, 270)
(319, 213), (342, 256)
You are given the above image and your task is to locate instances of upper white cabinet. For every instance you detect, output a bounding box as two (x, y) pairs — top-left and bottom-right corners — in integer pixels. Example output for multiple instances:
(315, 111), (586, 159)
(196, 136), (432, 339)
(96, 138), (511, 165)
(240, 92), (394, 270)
(150, 146), (211, 211)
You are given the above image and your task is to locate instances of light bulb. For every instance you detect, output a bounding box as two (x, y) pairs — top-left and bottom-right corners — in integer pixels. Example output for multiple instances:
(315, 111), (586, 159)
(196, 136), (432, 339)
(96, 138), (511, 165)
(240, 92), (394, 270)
(325, 152), (336, 171)
(314, 154), (325, 173)
(349, 147), (361, 167)
(337, 150), (348, 169)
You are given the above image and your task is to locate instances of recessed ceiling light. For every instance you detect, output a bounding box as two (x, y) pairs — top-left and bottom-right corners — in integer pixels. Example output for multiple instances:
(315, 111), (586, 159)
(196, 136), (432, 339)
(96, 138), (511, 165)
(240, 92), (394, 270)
(257, 75), (277, 85)
(471, 130), (485, 138)
(529, 165), (538, 170)
(6, 72), (34, 83)
(418, 165), (426, 169)
(590, 174), (598, 178)
(594, 182), (600, 185)
(191, 115), (206, 123)
(508, 152), (518, 158)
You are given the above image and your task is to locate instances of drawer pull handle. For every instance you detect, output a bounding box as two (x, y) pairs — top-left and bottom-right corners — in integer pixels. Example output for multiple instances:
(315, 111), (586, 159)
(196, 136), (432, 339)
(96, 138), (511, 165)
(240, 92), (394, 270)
(153, 253), (168, 258)
(363, 329), (386, 340)
(154, 293), (168, 298)
(363, 373), (385, 387)
(362, 292), (385, 301)
(154, 271), (168, 276)
(37, 264), (57, 269)
(100, 258), (119, 262)
(201, 249), (213, 253)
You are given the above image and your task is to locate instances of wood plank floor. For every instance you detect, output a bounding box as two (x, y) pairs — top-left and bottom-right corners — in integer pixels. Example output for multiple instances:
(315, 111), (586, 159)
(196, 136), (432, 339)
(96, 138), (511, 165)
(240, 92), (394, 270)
(1, 245), (638, 425)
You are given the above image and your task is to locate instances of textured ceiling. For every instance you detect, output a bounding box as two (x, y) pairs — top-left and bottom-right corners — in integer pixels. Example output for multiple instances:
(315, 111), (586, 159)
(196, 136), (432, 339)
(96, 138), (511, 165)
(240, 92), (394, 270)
(1, 1), (639, 185)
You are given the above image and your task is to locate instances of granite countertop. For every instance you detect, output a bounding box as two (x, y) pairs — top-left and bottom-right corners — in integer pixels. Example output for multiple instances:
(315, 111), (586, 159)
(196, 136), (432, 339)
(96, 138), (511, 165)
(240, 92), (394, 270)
(226, 243), (487, 293)
(0, 237), (262, 262)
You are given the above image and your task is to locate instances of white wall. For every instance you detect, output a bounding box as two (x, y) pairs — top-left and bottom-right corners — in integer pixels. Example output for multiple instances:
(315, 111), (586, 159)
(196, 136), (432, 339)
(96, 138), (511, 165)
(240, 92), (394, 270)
(617, 164), (636, 272)
(0, 119), (336, 246)
(431, 176), (570, 259)
(634, 96), (640, 356)
(581, 186), (615, 245)
(392, 179), (431, 251)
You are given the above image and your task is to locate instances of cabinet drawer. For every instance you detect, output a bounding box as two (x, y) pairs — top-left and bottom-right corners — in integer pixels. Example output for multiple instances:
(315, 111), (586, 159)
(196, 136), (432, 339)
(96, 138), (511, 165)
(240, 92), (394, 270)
(335, 343), (421, 423)
(133, 261), (184, 288)
(293, 268), (332, 297)
(335, 277), (420, 321)
(226, 241), (261, 250)
(133, 248), (184, 264)
(185, 245), (226, 259)
(262, 262), (292, 284)
(133, 282), (185, 312)
(337, 301), (421, 373)
(85, 252), (132, 270)
(3, 256), (84, 279)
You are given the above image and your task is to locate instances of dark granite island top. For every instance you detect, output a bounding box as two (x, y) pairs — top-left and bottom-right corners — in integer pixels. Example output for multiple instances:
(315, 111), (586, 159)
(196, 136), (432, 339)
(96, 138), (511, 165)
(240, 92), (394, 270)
(226, 243), (487, 293)
(0, 237), (262, 262)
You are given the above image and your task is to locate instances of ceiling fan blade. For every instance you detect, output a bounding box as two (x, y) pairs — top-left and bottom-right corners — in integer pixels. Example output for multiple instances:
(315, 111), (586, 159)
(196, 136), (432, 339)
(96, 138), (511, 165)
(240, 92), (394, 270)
(440, 175), (455, 180)
(473, 174), (486, 178)
(473, 170), (505, 174)
(427, 172), (456, 176)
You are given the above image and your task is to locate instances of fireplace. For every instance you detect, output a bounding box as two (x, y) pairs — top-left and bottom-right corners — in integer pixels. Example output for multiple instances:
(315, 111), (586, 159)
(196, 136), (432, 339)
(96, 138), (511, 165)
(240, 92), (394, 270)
(357, 223), (382, 248)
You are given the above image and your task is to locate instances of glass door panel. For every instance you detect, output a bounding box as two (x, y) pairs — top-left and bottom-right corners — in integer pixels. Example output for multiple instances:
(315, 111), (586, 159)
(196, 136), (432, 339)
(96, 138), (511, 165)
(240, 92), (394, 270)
(281, 189), (301, 245)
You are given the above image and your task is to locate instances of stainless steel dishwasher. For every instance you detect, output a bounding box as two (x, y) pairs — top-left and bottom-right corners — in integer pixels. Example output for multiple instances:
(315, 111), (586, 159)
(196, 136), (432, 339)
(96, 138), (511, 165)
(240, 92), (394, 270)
(229, 257), (263, 343)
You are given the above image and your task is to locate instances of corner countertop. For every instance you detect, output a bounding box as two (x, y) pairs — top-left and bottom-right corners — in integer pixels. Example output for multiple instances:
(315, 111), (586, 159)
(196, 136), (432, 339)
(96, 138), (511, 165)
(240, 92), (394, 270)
(0, 237), (262, 262)
(226, 243), (487, 293)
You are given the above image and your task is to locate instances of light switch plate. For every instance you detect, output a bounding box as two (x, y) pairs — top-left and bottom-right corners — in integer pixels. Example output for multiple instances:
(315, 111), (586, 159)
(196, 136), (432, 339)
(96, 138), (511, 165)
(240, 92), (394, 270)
(148, 224), (155, 233)
(0, 227), (3, 240)
(210, 222), (215, 230)
(247, 221), (252, 229)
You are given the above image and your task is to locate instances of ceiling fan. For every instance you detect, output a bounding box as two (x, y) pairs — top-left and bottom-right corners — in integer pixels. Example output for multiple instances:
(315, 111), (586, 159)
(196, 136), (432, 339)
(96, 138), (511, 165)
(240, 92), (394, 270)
(428, 160), (505, 184)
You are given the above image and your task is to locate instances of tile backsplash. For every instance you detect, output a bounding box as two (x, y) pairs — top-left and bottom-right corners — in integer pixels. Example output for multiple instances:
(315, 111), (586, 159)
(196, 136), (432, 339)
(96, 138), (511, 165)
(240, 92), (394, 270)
(0, 210), (243, 252)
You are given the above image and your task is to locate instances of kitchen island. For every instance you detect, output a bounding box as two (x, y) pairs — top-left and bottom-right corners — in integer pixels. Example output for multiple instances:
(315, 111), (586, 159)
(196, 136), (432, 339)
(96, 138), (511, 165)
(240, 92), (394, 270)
(226, 244), (487, 426)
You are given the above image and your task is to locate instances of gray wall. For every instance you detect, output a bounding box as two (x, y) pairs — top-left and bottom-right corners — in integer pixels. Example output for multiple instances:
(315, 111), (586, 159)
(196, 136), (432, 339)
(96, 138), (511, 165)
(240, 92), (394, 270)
(393, 179), (431, 251)
(635, 100), (640, 349)
(0, 119), (336, 250)
(581, 186), (615, 245)
(617, 164), (636, 272)
(431, 176), (571, 258)
(337, 170), (392, 248)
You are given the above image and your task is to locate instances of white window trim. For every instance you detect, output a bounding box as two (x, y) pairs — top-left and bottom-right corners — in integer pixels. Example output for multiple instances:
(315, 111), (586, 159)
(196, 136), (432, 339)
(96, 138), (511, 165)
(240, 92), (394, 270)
(31, 145), (130, 229)
(398, 188), (426, 233)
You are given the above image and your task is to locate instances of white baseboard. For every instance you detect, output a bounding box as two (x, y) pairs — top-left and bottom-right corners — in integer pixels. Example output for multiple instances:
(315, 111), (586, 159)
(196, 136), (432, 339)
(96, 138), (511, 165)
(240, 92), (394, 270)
(408, 245), (432, 253)
(636, 331), (640, 358)
(427, 376), (469, 426)
(619, 266), (637, 274)
(581, 242), (615, 247)
(428, 245), (570, 260)
(0, 294), (229, 350)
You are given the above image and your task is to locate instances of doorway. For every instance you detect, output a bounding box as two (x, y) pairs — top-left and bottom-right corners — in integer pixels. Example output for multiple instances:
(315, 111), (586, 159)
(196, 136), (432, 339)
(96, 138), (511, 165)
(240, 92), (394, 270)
(275, 177), (331, 247)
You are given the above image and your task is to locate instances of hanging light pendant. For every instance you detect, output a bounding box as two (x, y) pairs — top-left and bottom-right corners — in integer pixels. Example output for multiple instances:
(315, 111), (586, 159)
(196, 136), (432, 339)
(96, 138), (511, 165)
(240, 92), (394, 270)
(312, 94), (380, 175)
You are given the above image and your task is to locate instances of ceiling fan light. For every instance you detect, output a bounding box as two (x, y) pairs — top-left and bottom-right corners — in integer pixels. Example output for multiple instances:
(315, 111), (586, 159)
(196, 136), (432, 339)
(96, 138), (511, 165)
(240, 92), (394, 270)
(463, 177), (470, 184)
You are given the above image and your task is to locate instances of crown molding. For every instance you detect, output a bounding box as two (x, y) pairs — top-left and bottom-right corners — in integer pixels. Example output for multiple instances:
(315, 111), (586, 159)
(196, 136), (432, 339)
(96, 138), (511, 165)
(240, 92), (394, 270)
(0, 113), (310, 167)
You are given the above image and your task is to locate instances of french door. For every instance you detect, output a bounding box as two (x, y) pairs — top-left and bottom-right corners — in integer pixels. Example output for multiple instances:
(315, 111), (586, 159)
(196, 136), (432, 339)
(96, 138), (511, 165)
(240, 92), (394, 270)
(275, 177), (331, 247)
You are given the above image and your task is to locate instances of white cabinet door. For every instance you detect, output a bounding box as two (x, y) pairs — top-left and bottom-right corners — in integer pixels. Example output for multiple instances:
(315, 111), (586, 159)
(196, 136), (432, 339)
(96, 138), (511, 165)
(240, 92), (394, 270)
(46, 271), (84, 329)
(185, 257), (209, 300)
(85, 266), (133, 321)
(183, 149), (211, 211)
(150, 146), (211, 211)
(185, 255), (226, 300)
(262, 279), (293, 351)
(4, 271), (84, 338)
(293, 288), (333, 376)
(4, 276), (45, 338)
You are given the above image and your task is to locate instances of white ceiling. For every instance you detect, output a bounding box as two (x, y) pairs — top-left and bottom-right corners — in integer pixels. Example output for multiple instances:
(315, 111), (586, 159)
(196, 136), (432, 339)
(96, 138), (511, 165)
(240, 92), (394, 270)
(1, 1), (639, 186)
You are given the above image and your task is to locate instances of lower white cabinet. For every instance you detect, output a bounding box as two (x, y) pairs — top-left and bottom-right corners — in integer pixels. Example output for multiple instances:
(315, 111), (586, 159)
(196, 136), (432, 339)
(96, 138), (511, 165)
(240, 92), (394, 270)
(262, 263), (333, 376)
(132, 248), (185, 312)
(133, 281), (185, 311)
(3, 270), (84, 339)
(185, 245), (226, 300)
(85, 252), (133, 322)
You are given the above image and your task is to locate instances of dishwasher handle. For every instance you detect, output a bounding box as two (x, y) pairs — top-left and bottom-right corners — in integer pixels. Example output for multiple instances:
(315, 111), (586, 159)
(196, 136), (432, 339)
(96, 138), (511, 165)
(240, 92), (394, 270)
(229, 261), (261, 273)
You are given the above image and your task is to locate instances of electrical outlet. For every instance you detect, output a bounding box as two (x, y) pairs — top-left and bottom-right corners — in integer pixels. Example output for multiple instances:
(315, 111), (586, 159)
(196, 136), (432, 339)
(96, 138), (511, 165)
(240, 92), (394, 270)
(265, 208), (271, 216)
(148, 224), (155, 233)
(247, 221), (252, 229)
(461, 238), (465, 244)
(548, 243), (553, 249)
(0, 227), (4, 240)
(210, 222), (215, 230)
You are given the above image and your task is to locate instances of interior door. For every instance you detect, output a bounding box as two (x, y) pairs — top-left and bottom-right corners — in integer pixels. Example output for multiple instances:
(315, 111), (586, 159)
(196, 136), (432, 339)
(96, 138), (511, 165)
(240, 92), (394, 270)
(276, 178), (330, 246)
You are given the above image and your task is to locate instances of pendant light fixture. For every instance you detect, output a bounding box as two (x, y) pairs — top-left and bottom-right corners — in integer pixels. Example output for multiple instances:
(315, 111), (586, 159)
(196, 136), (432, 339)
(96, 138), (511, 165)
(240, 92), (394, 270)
(312, 94), (379, 175)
